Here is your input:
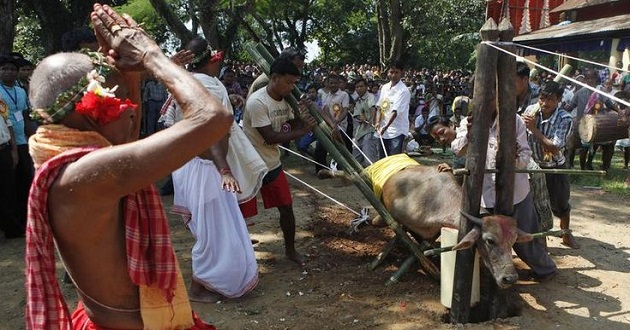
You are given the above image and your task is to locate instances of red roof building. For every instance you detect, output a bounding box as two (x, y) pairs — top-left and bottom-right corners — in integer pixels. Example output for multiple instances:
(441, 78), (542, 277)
(487, 0), (630, 70)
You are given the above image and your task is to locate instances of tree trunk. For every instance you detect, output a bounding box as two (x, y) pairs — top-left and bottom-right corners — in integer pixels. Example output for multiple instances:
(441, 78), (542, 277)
(220, 0), (255, 56)
(376, 0), (390, 68)
(69, 0), (95, 26)
(23, 0), (72, 54)
(149, 0), (195, 46)
(0, 0), (16, 54)
(198, 0), (220, 49)
(376, 0), (404, 68)
(388, 0), (403, 63)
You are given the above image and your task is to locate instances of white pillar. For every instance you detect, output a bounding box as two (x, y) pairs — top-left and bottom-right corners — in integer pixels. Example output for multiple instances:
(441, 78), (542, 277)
(610, 38), (624, 74)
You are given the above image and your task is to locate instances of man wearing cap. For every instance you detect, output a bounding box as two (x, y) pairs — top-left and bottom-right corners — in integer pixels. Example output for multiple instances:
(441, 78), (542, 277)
(247, 47), (305, 98)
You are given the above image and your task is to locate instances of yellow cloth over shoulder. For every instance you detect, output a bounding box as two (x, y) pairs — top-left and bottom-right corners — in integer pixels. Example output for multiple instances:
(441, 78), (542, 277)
(29, 124), (111, 168)
(363, 153), (420, 200)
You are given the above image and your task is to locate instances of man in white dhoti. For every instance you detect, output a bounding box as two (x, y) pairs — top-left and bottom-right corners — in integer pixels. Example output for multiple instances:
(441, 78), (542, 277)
(171, 37), (265, 302)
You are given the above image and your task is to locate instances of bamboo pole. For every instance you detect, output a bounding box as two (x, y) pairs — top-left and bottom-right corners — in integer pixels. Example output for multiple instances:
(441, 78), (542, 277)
(450, 18), (499, 324)
(253, 43), (367, 176)
(553, 64), (573, 83)
(370, 235), (399, 270)
(386, 255), (417, 286)
(245, 43), (440, 280)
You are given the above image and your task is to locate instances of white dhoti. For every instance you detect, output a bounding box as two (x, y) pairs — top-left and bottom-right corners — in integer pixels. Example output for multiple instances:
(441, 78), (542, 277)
(172, 157), (258, 298)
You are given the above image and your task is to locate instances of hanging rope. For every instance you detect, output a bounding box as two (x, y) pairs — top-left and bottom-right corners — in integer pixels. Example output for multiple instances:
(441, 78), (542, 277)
(280, 145), (332, 171)
(483, 41), (630, 109)
(507, 42), (629, 74)
(375, 129), (388, 158)
(279, 145), (372, 232)
(337, 126), (375, 166)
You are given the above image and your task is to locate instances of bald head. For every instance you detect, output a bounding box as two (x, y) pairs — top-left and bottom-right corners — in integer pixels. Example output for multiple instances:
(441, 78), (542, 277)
(29, 52), (94, 111)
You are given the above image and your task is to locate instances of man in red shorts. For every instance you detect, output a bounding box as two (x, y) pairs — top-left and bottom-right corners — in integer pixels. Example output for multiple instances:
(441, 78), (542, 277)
(241, 58), (316, 266)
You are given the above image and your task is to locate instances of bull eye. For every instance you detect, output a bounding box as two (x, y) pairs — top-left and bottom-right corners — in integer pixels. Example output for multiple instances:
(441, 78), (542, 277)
(485, 237), (496, 246)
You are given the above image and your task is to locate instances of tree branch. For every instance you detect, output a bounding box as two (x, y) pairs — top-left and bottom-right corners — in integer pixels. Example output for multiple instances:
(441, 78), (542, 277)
(149, 0), (194, 45)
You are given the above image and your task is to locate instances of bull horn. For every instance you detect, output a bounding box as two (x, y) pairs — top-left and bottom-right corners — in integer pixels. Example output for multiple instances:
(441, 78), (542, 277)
(460, 211), (483, 226)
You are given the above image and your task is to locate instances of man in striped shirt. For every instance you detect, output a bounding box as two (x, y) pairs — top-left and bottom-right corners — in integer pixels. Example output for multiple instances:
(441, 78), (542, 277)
(522, 81), (579, 249)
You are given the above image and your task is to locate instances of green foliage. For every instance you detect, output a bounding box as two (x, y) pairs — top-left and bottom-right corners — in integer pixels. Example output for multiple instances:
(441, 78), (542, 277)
(310, 0), (378, 65)
(13, 9), (44, 62)
(404, 0), (484, 70)
(115, 0), (171, 46)
(11, 0), (488, 70)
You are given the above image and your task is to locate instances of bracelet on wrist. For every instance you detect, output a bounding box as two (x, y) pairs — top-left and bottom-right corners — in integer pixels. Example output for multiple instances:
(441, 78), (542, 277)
(219, 168), (232, 175)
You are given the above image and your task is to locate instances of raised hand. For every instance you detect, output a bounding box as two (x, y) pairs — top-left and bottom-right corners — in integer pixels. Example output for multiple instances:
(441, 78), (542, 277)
(170, 49), (195, 67)
(90, 3), (160, 71)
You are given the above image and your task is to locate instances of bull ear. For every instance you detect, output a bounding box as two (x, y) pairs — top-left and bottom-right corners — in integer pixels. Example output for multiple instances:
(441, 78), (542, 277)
(515, 228), (533, 243)
(452, 227), (481, 251)
(460, 211), (483, 226)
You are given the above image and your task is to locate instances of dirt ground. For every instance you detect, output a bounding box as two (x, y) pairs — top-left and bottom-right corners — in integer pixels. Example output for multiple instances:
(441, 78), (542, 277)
(2, 154), (630, 330)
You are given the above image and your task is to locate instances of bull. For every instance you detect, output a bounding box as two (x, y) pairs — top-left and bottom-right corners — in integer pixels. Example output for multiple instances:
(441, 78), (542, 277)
(320, 154), (533, 288)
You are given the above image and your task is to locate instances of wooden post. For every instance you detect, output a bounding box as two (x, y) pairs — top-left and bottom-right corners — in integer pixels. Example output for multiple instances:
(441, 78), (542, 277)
(487, 17), (516, 320)
(245, 43), (440, 280)
(450, 18), (499, 324)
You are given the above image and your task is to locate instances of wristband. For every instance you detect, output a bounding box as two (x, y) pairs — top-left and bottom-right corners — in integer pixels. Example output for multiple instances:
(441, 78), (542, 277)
(219, 168), (232, 176)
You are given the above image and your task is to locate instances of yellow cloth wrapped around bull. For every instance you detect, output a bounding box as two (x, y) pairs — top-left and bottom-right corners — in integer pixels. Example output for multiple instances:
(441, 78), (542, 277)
(363, 153), (420, 200)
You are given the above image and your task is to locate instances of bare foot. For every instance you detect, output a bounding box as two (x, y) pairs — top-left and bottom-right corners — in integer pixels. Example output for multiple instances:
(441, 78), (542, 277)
(286, 250), (306, 267)
(561, 232), (580, 249)
(189, 280), (223, 303)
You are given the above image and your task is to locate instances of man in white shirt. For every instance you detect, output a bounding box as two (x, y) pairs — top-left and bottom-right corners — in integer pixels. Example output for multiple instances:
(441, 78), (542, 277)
(375, 61), (411, 159)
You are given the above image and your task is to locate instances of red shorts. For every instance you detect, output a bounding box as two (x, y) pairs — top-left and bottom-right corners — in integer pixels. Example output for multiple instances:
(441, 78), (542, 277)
(239, 167), (293, 218)
(71, 301), (215, 330)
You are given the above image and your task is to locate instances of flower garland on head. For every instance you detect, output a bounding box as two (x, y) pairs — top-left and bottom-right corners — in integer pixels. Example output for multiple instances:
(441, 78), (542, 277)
(74, 69), (137, 125)
(31, 50), (137, 125)
(189, 45), (224, 69)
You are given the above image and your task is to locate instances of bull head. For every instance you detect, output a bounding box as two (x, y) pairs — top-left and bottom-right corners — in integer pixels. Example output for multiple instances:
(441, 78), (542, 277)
(452, 212), (533, 289)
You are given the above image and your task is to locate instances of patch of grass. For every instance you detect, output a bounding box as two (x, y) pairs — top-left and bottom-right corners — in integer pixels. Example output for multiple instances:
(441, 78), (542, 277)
(570, 149), (630, 196)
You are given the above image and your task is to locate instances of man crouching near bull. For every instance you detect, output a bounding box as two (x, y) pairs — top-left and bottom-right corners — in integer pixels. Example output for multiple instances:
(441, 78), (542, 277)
(430, 104), (558, 282)
(24, 4), (231, 329)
